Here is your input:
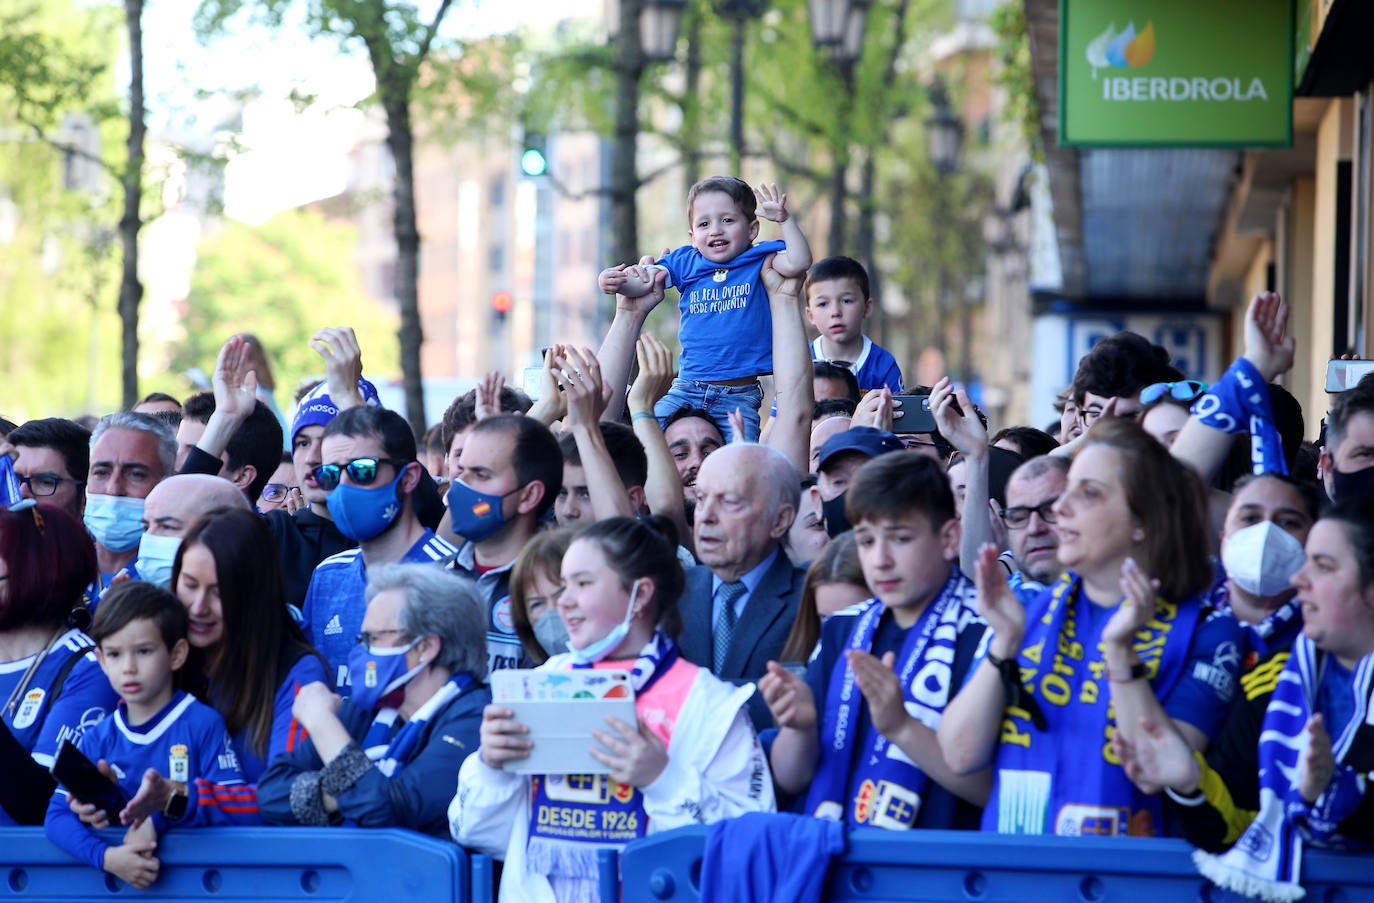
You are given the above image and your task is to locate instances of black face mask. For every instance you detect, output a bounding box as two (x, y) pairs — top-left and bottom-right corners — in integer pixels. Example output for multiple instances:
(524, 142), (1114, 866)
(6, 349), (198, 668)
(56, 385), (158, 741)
(1331, 463), (1374, 505)
(821, 492), (851, 538)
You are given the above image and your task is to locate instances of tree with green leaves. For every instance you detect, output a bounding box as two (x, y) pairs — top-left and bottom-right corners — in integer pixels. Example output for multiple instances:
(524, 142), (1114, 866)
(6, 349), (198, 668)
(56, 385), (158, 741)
(194, 0), (494, 439)
(0, 1), (129, 418)
(172, 207), (399, 401)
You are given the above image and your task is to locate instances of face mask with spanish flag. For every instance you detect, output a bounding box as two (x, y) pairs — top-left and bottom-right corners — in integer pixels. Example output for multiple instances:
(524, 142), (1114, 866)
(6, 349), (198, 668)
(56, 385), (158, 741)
(445, 479), (515, 543)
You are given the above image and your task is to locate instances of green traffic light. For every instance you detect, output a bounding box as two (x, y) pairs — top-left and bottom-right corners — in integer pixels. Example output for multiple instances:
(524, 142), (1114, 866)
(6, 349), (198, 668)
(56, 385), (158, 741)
(520, 148), (547, 177)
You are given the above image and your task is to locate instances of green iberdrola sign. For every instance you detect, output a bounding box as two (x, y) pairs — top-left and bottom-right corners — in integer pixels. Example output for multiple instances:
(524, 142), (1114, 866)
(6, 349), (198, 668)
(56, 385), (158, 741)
(1060, 0), (1293, 147)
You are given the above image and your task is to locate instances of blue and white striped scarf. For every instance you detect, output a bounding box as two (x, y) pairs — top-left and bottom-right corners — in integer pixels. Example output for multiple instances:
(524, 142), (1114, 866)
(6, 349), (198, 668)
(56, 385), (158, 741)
(1194, 638), (1373, 901)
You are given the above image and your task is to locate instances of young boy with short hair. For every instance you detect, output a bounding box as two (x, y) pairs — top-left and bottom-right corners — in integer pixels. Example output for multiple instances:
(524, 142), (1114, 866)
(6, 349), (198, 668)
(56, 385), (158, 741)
(599, 177), (813, 442)
(760, 452), (989, 830)
(44, 582), (245, 889)
(804, 256), (903, 394)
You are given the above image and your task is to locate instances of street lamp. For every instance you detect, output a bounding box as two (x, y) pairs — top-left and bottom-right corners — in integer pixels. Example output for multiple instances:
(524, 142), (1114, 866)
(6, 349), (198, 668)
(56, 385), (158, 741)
(833, 0), (870, 62)
(924, 78), (964, 176)
(922, 78), (971, 381)
(808, 0), (870, 62)
(713, 0), (768, 172)
(641, 0), (686, 62)
(807, 0), (849, 47)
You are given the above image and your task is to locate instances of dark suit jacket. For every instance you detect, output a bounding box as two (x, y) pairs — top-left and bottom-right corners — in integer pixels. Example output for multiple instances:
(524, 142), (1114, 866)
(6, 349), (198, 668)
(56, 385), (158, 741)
(679, 548), (804, 729)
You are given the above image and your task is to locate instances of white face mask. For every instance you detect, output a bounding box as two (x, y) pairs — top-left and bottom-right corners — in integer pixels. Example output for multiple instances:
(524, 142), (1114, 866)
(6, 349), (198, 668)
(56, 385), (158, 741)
(135, 533), (182, 589)
(1222, 520), (1307, 598)
(567, 584), (639, 665)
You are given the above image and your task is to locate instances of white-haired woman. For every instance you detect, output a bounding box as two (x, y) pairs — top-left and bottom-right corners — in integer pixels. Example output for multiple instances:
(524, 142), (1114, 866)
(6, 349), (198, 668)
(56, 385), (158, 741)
(257, 564), (491, 836)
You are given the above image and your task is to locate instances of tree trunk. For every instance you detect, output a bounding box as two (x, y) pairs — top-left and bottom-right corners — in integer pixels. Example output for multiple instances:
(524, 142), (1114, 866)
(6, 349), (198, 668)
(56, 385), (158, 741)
(681, 7), (702, 193)
(119, 0), (145, 409)
(610, 0), (643, 266)
(383, 91), (426, 440)
(856, 151), (880, 340)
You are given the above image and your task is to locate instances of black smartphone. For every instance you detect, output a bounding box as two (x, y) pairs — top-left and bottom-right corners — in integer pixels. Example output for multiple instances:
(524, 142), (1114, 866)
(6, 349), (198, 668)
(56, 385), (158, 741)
(890, 394), (939, 434)
(52, 740), (128, 815)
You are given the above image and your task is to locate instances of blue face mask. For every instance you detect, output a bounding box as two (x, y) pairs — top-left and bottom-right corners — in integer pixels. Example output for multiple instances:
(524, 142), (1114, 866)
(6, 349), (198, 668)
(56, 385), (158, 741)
(346, 637), (424, 711)
(446, 479), (513, 543)
(84, 493), (146, 553)
(135, 533), (182, 589)
(568, 584), (640, 665)
(327, 470), (406, 542)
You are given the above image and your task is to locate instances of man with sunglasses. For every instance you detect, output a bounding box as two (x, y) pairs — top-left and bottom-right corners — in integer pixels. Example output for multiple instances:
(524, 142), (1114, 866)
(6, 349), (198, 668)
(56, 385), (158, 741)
(301, 406), (457, 691)
(9, 418), (90, 521)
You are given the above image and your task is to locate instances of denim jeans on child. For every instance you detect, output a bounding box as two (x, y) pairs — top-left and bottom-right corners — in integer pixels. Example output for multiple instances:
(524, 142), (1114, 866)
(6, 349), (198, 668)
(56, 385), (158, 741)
(654, 378), (764, 442)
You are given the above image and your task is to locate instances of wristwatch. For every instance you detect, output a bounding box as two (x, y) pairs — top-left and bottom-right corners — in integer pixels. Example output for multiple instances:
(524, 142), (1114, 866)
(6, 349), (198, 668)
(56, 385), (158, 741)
(164, 781), (189, 819)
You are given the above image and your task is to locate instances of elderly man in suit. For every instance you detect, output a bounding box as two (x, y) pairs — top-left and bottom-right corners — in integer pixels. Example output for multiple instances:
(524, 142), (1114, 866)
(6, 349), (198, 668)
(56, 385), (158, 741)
(680, 443), (803, 728)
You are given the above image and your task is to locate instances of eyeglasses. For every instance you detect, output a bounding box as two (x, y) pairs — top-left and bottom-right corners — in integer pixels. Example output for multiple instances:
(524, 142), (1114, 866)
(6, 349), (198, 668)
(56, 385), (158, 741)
(1078, 405), (1142, 425)
(898, 435), (937, 450)
(356, 628), (409, 647)
(18, 473), (84, 497)
(1000, 497), (1060, 529)
(312, 457), (407, 492)
(825, 359), (854, 370)
(1140, 379), (1208, 406)
(260, 483), (298, 503)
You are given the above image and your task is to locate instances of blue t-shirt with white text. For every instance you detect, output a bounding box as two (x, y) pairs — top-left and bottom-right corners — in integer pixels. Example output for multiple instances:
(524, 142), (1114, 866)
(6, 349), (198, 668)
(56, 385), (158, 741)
(660, 240), (787, 381)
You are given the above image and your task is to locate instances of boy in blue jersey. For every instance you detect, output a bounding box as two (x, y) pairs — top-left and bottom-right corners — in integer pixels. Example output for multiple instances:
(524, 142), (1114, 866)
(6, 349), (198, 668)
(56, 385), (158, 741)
(598, 177), (813, 442)
(45, 582), (244, 889)
(804, 256), (903, 394)
(760, 452), (989, 829)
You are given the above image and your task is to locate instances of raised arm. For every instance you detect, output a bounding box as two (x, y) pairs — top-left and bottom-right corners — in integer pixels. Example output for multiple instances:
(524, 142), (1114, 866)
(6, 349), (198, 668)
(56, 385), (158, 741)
(628, 334), (690, 544)
(596, 261), (665, 423)
(931, 376), (993, 576)
(311, 327), (366, 411)
(761, 255), (813, 475)
(938, 545), (1026, 774)
(557, 346), (635, 521)
(754, 184), (812, 278)
(189, 335), (256, 466)
(1171, 292), (1294, 481)
(525, 344), (570, 428)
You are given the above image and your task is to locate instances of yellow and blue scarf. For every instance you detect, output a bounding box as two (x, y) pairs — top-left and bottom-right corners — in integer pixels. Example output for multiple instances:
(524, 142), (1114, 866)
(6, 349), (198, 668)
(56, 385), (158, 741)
(984, 572), (1201, 836)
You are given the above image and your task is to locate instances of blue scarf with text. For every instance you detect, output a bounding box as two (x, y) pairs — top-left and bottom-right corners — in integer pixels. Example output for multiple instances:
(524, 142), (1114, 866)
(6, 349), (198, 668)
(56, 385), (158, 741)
(1194, 639), (1373, 901)
(805, 569), (980, 828)
(1191, 357), (1287, 476)
(984, 573), (1202, 837)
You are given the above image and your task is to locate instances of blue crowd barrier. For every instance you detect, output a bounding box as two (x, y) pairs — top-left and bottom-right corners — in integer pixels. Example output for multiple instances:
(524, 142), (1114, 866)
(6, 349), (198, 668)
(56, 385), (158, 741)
(0, 827), (493, 902)
(617, 824), (1374, 902)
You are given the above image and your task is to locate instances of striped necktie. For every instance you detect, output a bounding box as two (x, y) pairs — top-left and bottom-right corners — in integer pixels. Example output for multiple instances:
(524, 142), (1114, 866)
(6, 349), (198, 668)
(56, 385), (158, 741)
(713, 580), (747, 673)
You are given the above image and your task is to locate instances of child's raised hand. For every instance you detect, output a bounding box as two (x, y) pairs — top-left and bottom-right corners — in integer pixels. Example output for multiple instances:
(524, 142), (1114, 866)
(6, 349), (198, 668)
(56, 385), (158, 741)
(754, 183), (790, 223)
(598, 265), (628, 295)
(759, 661), (816, 731)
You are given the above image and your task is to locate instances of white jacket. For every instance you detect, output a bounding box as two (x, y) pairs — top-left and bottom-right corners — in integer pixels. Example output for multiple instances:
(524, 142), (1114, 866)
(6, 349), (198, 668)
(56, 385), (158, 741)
(449, 656), (775, 902)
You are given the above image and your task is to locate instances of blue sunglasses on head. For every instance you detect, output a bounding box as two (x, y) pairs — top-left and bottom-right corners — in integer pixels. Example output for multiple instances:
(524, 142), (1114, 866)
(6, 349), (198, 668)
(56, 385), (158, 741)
(1140, 379), (1208, 406)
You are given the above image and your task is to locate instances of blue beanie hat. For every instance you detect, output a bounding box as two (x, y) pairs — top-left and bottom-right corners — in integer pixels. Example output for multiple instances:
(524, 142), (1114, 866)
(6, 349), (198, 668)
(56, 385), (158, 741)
(291, 377), (382, 442)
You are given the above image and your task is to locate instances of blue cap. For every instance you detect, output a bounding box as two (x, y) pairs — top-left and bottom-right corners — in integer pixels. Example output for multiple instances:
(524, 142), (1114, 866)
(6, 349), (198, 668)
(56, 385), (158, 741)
(817, 426), (905, 472)
(290, 377), (382, 442)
